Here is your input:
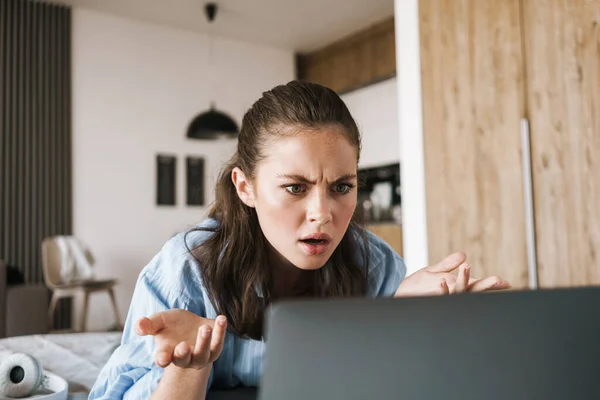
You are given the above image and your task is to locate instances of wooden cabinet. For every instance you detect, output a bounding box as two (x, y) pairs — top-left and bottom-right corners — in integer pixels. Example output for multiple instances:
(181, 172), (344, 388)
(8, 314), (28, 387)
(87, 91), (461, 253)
(419, 0), (600, 289)
(297, 18), (396, 94)
(419, 0), (529, 288)
(523, 0), (600, 287)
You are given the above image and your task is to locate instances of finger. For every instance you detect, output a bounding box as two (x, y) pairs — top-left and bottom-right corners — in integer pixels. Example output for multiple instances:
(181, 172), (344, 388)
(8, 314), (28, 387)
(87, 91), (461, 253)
(426, 252), (467, 273)
(191, 324), (213, 368)
(209, 316), (227, 362)
(442, 273), (457, 287)
(468, 276), (511, 292)
(172, 341), (192, 368)
(135, 313), (166, 336)
(154, 347), (174, 368)
(439, 278), (450, 295)
(452, 264), (470, 293)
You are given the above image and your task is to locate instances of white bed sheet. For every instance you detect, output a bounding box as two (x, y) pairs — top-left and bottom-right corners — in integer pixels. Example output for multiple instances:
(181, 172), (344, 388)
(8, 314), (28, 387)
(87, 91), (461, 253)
(0, 332), (121, 392)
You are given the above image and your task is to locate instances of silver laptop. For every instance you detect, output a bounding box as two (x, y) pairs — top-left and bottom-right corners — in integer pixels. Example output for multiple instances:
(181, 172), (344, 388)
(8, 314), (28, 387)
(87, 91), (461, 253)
(259, 287), (600, 400)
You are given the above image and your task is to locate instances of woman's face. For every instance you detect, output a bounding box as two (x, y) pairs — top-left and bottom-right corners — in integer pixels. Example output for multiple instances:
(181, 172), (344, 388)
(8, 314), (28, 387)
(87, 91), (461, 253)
(234, 128), (358, 271)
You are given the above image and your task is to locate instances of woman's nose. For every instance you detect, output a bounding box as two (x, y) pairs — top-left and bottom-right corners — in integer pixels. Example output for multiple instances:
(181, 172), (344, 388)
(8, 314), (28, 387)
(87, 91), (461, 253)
(306, 190), (333, 225)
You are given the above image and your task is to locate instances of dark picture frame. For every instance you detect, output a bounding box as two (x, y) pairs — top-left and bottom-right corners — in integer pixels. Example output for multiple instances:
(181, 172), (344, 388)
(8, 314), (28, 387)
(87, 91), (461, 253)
(156, 154), (176, 206)
(186, 156), (205, 206)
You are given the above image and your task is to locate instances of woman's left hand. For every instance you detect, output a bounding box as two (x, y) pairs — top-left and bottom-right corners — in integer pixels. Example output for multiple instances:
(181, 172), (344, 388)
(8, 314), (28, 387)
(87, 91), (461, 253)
(394, 252), (511, 298)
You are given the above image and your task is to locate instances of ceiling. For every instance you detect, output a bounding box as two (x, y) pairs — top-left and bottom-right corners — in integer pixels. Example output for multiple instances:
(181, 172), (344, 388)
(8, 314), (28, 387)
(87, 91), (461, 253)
(44, 0), (395, 53)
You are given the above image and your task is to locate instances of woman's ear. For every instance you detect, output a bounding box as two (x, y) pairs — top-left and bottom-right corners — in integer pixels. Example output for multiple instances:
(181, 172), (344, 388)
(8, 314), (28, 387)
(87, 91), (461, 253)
(231, 167), (255, 208)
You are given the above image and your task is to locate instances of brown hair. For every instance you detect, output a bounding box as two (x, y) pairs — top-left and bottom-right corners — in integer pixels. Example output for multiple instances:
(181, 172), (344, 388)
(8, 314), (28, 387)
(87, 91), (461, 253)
(187, 80), (370, 340)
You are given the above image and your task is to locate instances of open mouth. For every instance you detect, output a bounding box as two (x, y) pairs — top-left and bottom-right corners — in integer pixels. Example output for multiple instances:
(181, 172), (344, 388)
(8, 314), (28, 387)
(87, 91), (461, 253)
(298, 234), (333, 255)
(300, 238), (328, 245)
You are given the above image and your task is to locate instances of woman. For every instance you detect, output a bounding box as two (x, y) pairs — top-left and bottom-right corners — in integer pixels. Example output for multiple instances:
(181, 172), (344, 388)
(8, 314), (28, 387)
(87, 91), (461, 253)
(89, 81), (510, 399)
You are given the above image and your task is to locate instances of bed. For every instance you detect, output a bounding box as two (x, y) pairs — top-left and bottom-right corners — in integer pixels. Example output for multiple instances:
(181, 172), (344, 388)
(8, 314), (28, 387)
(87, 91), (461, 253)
(0, 331), (122, 398)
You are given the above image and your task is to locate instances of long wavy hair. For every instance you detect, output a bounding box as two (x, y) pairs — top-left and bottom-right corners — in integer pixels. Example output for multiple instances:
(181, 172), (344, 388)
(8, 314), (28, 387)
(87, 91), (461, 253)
(188, 80), (370, 340)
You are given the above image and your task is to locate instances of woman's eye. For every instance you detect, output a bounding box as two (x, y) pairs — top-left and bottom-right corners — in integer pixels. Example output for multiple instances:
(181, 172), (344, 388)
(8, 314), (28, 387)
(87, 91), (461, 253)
(285, 184), (305, 194)
(334, 183), (354, 194)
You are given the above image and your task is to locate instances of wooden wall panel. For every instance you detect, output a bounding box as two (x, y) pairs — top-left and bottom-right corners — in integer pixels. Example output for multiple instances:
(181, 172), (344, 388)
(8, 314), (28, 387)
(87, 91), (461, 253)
(523, 0), (600, 287)
(419, 0), (529, 287)
(297, 17), (395, 94)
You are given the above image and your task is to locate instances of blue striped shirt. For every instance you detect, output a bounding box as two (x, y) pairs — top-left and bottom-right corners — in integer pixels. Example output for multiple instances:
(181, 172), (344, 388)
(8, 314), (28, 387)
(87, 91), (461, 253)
(88, 220), (407, 399)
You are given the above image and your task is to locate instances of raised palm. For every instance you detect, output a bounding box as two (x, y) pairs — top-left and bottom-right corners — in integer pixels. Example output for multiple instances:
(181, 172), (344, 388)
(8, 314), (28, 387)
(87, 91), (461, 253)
(135, 309), (227, 369)
(395, 252), (511, 297)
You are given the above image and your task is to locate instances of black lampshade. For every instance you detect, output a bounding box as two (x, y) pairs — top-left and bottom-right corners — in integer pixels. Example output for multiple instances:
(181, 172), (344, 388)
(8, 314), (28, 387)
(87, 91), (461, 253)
(186, 107), (238, 140)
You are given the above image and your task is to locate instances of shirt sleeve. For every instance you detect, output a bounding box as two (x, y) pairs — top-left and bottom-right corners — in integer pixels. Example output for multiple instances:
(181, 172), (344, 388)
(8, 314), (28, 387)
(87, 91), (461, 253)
(88, 231), (211, 399)
(364, 230), (408, 297)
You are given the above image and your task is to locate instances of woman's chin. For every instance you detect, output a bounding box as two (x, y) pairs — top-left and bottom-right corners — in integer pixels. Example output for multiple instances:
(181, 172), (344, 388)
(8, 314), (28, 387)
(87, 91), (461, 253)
(289, 252), (332, 271)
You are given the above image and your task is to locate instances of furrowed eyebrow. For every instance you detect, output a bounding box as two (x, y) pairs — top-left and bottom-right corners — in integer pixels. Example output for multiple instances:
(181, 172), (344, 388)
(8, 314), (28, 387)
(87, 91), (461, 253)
(276, 174), (315, 184)
(276, 173), (357, 184)
(333, 174), (357, 183)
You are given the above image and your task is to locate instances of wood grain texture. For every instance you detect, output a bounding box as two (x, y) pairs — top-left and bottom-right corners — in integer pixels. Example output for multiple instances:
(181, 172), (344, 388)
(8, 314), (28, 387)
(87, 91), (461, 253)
(419, 0), (529, 287)
(297, 17), (396, 94)
(523, 0), (600, 287)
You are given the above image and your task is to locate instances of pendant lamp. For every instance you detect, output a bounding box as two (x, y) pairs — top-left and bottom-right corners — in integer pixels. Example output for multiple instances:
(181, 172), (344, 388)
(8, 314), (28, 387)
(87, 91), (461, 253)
(186, 3), (239, 140)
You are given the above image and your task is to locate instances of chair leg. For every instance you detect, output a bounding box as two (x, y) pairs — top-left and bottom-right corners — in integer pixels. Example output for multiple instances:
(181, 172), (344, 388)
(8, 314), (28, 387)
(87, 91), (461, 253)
(80, 291), (89, 332)
(47, 293), (59, 331)
(108, 288), (122, 330)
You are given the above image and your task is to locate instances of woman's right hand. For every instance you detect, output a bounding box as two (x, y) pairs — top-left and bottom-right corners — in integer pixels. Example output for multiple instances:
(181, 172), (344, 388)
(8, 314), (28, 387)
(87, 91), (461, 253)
(135, 309), (227, 370)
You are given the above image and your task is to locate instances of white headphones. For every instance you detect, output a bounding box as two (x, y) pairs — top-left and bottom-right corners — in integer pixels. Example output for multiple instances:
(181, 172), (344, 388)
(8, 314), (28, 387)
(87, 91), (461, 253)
(0, 353), (67, 399)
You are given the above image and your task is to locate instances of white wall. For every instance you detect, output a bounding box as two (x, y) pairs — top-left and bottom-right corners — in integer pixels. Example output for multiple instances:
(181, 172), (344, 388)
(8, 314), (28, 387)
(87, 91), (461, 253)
(394, 0), (428, 275)
(341, 78), (400, 168)
(72, 9), (295, 331)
